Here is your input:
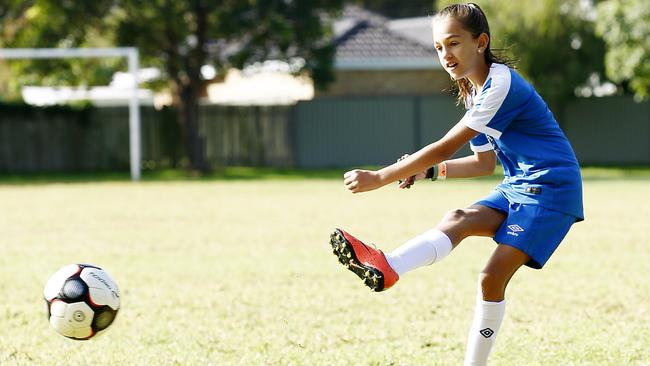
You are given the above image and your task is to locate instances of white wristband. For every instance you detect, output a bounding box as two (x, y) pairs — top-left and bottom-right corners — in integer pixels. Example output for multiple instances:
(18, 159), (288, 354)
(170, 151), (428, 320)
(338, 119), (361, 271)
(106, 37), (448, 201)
(438, 162), (447, 180)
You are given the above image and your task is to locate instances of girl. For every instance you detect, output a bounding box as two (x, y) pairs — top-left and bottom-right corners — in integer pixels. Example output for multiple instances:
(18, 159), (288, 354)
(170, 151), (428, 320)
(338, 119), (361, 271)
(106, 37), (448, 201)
(328, 3), (584, 365)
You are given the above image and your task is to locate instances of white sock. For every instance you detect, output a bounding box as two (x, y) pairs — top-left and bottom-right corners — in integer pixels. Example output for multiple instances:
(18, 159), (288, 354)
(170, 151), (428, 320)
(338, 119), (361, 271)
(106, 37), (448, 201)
(385, 229), (452, 276)
(464, 298), (506, 366)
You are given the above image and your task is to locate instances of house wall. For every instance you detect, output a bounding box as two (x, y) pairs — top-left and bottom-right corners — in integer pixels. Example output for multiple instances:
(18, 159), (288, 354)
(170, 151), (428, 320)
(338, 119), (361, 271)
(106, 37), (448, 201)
(318, 69), (452, 96)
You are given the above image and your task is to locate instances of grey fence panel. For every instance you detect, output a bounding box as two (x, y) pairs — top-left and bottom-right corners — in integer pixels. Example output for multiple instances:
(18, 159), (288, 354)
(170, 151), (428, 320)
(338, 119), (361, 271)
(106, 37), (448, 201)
(293, 96), (650, 168)
(563, 97), (650, 165)
(294, 97), (417, 168)
(293, 95), (469, 168)
(418, 96), (470, 157)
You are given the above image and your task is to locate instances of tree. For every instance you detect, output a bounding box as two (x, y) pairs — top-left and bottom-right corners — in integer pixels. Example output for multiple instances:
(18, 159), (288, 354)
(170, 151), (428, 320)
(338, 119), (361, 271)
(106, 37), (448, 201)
(351, 0), (436, 18)
(436, 0), (606, 106)
(4, 0), (343, 172)
(596, 0), (650, 100)
(1, 1), (121, 99)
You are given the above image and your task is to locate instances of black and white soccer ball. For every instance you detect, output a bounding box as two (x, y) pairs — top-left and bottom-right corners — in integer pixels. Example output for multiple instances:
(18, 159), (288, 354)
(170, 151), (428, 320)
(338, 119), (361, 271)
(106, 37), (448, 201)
(44, 264), (120, 340)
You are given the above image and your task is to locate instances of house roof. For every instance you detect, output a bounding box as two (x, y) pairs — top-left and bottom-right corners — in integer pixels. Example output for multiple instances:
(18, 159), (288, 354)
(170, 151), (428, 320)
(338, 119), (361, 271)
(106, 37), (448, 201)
(387, 16), (435, 49)
(333, 6), (440, 70)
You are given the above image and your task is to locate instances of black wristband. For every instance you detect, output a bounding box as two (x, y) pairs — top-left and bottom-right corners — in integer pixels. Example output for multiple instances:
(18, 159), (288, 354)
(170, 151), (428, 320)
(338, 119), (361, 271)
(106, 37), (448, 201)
(428, 165), (438, 181)
(425, 167), (434, 179)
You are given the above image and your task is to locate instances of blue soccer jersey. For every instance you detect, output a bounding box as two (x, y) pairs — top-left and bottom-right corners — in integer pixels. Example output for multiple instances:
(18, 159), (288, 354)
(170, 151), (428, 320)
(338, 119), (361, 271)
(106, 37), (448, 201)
(462, 63), (584, 220)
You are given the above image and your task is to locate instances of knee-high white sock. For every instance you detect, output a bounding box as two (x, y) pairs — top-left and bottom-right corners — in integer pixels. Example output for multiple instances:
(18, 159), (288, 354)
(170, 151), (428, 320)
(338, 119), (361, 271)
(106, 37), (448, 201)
(384, 229), (452, 276)
(464, 298), (506, 366)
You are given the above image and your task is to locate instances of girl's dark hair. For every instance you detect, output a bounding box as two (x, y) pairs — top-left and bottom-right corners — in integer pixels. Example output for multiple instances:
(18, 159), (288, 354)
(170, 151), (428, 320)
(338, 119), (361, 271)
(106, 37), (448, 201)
(432, 3), (512, 107)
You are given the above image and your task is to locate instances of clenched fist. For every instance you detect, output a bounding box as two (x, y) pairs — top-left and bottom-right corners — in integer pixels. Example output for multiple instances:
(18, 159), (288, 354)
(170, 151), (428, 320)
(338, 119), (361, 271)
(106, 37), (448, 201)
(343, 169), (382, 193)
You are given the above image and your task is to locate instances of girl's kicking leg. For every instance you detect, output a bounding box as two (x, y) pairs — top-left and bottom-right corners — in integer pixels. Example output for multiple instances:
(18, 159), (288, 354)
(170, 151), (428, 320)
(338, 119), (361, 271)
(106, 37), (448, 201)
(329, 204), (506, 291)
(385, 204), (505, 276)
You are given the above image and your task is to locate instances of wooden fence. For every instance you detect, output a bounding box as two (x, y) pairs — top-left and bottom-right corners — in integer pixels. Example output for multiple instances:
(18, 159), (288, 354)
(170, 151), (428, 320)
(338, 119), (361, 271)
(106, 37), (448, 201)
(199, 105), (293, 167)
(0, 104), (293, 172)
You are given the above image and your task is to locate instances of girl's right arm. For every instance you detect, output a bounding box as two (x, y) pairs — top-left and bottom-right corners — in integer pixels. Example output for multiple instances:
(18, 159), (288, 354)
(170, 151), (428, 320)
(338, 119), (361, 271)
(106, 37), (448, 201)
(344, 121), (484, 193)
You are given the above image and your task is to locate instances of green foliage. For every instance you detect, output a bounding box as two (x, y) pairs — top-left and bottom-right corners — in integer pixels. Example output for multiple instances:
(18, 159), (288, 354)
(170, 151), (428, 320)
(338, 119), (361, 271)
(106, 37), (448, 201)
(596, 0), (650, 100)
(3, 1), (343, 91)
(436, 0), (606, 104)
(351, 0), (436, 18)
(1, 0), (122, 93)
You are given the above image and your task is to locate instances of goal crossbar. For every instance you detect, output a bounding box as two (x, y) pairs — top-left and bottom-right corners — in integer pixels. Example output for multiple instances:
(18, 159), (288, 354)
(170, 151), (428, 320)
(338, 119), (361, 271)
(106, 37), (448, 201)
(0, 47), (141, 181)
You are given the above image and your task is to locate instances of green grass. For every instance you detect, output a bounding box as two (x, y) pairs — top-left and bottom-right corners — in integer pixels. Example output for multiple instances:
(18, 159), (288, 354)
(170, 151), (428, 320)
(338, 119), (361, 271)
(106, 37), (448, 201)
(0, 167), (347, 184)
(0, 172), (649, 365)
(1, 165), (650, 184)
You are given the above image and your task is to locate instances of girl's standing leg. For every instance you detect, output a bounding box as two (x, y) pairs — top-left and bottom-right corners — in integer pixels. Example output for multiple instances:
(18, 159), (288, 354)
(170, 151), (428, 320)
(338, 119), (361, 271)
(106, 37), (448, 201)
(464, 244), (530, 366)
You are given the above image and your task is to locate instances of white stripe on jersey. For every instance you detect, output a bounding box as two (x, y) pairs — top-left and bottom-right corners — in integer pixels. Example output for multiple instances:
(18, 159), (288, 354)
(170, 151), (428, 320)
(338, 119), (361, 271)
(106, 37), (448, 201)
(470, 142), (494, 152)
(461, 64), (512, 139)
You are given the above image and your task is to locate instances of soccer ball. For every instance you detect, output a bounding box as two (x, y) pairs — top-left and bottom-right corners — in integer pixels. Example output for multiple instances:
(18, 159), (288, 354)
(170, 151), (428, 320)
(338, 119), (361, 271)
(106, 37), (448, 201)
(44, 264), (120, 340)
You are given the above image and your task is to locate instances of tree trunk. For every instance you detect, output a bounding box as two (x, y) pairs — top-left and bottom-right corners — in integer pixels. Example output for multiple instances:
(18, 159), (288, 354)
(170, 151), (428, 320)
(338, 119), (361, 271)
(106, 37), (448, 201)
(178, 83), (208, 172)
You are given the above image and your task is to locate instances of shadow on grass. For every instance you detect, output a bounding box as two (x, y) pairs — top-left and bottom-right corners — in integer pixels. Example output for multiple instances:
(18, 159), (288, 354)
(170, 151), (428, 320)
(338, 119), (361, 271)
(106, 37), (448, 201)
(0, 166), (648, 185)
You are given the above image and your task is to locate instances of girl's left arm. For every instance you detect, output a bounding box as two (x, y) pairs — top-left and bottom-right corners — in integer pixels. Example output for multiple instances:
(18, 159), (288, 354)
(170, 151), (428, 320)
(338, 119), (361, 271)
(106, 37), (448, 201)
(444, 150), (496, 178)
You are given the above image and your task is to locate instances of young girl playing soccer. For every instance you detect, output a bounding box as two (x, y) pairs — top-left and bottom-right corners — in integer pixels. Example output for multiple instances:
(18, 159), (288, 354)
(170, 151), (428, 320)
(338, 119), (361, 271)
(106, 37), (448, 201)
(328, 3), (584, 365)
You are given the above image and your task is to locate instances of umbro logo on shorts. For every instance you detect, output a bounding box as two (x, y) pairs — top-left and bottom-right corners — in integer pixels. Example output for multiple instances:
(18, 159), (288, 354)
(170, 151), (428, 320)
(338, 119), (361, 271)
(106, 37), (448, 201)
(508, 224), (524, 232)
(507, 224), (524, 236)
(480, 328), (494, 338)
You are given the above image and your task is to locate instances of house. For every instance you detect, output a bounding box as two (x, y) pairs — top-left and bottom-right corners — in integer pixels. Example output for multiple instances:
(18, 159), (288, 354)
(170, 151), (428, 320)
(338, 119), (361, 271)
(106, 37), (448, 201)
(15, 6), (449, 107)
(205, 6), (450, 104)
(205, 60), (314, 105)
(20, 68), (161, 107)
(319, 6), (450, 97)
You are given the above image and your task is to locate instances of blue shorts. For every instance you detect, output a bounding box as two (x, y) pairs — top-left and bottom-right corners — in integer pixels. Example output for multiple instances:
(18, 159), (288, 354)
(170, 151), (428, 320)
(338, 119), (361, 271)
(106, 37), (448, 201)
(475, 190), (579, 269)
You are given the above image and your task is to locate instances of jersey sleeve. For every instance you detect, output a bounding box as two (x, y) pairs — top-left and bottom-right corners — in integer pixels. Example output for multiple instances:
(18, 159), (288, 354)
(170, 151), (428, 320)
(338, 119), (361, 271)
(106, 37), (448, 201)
(461, 68), (517, 140)
(469, 133), (493, 152)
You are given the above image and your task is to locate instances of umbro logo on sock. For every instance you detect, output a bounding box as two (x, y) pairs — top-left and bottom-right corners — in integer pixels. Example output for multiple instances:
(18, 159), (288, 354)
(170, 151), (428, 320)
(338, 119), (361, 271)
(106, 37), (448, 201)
(480, 328), (494, 338)
(506, 224), (524, 236)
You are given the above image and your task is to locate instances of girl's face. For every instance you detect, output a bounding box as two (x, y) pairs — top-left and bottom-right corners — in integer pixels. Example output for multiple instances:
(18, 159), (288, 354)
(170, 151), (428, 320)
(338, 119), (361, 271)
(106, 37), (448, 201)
(432, 17), (486, 81)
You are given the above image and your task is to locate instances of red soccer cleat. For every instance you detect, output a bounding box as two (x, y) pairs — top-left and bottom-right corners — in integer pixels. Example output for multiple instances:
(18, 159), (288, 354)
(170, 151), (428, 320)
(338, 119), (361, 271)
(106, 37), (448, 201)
(329, 228), (399, 292)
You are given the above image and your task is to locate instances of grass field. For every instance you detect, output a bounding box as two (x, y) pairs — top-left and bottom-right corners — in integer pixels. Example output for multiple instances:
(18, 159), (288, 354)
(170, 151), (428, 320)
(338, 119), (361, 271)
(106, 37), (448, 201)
(1, 168), (649, 365)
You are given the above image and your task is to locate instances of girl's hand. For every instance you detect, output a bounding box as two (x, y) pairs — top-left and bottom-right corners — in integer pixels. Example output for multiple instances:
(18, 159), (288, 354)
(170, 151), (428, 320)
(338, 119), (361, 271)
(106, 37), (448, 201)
(343, 169), (382, 193)
(397, 154), (427, 189)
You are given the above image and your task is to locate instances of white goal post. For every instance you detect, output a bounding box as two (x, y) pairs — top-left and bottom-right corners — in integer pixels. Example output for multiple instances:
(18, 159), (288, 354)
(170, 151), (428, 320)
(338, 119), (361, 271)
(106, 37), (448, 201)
(0, 47), (141, 181)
